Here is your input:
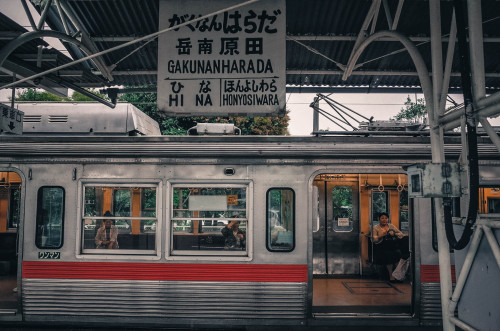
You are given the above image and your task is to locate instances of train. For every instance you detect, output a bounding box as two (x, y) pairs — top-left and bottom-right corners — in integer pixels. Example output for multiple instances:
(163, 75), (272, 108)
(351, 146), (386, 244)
(0, 102), (499, 328)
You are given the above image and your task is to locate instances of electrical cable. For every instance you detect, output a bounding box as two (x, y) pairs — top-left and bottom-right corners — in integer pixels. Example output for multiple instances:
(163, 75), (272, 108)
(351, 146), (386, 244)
(444, 0), (480, 250)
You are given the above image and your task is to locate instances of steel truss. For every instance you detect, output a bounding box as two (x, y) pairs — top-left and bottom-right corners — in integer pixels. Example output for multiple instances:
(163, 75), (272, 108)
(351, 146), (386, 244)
(0, 0), (260, 107)
(341, 1), (500, 330)
(0, 0), (113, 105)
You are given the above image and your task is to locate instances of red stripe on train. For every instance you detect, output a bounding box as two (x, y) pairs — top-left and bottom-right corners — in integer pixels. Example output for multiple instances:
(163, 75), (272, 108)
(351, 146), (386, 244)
(22, 261), (308, 282)
(420, 265), (456, 283)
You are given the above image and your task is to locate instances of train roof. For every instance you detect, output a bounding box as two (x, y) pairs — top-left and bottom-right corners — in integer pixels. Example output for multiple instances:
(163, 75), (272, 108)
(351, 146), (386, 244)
(0, 134), (497, 161)
(15, 102), (160, 136)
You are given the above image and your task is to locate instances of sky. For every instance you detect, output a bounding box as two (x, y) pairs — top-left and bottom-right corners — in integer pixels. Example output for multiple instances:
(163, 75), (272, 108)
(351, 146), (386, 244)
(0, 1), (498, 135)
(286, 92), (437, 135)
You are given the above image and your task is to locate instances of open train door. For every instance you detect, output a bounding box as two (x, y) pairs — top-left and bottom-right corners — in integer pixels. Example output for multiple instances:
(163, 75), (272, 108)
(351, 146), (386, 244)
(311, 173), (412, 316)
(0, 171), (22, 315)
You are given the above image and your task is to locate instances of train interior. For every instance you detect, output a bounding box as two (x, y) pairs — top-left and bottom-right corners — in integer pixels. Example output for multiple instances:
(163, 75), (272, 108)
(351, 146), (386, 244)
(0, 171), (20, 312)
(312, 173), (412, 315)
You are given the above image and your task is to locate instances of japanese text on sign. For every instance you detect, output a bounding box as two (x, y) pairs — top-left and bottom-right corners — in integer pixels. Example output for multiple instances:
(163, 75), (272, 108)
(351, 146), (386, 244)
(38, 252), (61, 259)
(157, 0), (286, 116)
(0, 104), (24, 135)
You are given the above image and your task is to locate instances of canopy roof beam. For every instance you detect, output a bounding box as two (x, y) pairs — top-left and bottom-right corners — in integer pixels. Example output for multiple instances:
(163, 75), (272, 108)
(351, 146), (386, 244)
(91, 35), (500, 43)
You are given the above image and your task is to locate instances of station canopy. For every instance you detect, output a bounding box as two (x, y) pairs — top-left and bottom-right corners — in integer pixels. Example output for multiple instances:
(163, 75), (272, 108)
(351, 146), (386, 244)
(1, 0), (500, 96)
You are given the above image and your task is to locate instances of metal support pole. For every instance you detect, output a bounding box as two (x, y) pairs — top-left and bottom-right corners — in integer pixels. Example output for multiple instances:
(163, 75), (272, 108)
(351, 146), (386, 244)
(55, 0), (70, 35)
(477, 90), (500, 109)
(345, 0), (382, 75)
(429, 1), (453, 330)
(449, 316), (478, 331)
(440, 11), (457, 112)
(479, 117), (500, 153)
(467, 0), (486, 101)
(391, 0), (404, 30)
(312, 97), (319, 133)
(482, 226), (500, 267)
(21, 0), (38, 31)
(448, 225), (483, 315)
(37, 0), (53, 31)
(382, 0), (393, 29)
(11, 73), (15, 109)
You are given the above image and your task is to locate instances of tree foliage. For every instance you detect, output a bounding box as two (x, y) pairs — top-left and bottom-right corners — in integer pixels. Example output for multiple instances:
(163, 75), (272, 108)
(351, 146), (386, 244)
(391, 96), (427, 121)
(70, 90), (107, 101)
(15, 89), (67, 102)
(14, 88), (106, 102)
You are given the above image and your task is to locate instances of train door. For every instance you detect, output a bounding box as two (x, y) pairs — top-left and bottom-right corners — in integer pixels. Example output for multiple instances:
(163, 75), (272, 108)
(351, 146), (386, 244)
(0, 171), (22, 313)
(312, 173), (412, 315)
(313, 175), (360, 275)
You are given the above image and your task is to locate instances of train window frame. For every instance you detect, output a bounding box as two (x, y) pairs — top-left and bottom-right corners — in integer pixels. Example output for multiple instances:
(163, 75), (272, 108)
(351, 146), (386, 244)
(35, 186), (65, 249)
(266, 188), (295, 252)
(77, 180), (162, 260)
(167, 181), (252, 261)
(487, 197), (500, 213)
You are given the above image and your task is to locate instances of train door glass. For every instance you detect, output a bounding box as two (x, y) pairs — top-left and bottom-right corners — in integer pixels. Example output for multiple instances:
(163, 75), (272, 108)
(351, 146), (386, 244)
(371, 191), (388, 228)
(0, 171), (21, 311)
(312, 173), (412, 315)
(399, 190), (409, 234)
(313, 176), (359, 276)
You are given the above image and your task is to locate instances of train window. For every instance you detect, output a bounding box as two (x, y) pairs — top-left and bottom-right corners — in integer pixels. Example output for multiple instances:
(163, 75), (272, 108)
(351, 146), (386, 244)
(142, 188), (156, 216)
(171, 185), (248, 255)
(81, 185), (158, 254)
(266, 188), (295, 251)
(113, 189), (131, 217)
(371, 191), (388, 226)
(332, 186), (353, 232)
(35, 186), (65, 249)
(488, 198), (500, 213)
(480, 187), (500, 213)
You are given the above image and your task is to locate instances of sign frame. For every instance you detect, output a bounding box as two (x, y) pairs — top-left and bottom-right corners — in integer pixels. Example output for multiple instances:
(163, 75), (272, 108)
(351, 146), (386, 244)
(157, 0), (286, 117)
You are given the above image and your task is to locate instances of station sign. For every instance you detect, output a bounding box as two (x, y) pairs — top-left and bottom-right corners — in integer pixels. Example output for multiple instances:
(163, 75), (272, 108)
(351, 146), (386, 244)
(157, 0), (286, 117)
(0, 104), (24, 135)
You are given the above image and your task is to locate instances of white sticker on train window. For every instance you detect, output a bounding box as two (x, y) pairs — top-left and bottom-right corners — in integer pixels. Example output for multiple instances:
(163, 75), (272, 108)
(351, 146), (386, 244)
(337, 218), (349, 227)
(189, 195), (227, 211)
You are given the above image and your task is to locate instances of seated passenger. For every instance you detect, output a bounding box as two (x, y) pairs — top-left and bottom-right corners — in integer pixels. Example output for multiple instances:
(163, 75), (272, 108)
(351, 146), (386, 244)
(372, 212), (408, 281)
(269, 216), (286, 245)
(221, 218), (245, 250)
(95, 211), (119, 249)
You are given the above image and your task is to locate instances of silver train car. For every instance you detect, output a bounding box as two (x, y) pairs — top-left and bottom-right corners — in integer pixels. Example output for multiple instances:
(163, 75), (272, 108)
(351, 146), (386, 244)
(0, 103), (499, 328)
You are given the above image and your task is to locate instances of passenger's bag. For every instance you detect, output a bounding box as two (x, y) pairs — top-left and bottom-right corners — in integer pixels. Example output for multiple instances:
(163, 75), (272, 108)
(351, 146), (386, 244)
(392, 258), (410, 281)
